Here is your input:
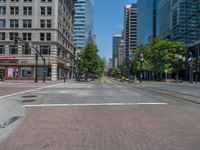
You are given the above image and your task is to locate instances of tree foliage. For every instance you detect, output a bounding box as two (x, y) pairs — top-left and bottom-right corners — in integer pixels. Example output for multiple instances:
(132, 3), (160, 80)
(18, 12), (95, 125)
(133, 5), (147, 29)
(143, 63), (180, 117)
(77, 43), (105, 78)
(130, 38), (188, 78)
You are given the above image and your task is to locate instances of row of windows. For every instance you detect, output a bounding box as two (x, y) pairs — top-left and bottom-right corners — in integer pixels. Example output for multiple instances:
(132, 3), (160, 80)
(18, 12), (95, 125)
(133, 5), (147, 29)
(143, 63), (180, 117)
(0, 19), (52, 28)
(0, 0), (51, 2)
(0, 6), (52, 15)
(0, 45), (51, 55)
(0, 32), (51, 41)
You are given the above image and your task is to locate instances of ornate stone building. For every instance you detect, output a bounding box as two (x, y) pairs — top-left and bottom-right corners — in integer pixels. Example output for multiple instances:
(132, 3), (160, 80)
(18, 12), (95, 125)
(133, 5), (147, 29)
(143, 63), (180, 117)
(0, 0), (76, 80)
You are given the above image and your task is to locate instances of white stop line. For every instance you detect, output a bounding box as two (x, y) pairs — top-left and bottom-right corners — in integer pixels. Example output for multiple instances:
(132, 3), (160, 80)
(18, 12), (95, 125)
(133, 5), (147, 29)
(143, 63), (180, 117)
(23, 102), (168, 107)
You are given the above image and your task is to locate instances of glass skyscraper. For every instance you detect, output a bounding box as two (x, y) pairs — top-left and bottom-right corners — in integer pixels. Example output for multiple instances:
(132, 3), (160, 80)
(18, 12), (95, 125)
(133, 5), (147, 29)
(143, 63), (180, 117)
(159, 0), (171, 39)
(171, 0), (200, 45)
(73, 0), (94, 51)
(112, 34), (122, 67)
(137, 0), (160, 46)
(160, 0), (200, 80)
(124, 3), (137, 61)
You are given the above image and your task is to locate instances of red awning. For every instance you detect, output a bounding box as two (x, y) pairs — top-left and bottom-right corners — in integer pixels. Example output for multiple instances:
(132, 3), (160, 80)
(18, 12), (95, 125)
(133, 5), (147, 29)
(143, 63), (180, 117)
(0, 58), (18, 61)
(57, 59), (65, 65)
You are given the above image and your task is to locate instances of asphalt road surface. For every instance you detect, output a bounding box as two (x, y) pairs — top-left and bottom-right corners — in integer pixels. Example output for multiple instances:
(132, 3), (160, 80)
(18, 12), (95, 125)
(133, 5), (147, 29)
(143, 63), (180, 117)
(0, 78), (200, 150)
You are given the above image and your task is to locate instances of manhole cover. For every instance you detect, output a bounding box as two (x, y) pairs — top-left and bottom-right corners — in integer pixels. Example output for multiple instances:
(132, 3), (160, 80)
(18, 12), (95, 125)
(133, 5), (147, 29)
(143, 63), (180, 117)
(22, 99), (36, 103)
(21, 95), (37, 98)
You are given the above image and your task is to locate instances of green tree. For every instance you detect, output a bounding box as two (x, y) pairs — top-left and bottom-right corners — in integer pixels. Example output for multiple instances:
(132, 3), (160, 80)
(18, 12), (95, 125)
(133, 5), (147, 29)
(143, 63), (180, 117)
(77, 43), (105, 80)
(134, 38), (188, 80)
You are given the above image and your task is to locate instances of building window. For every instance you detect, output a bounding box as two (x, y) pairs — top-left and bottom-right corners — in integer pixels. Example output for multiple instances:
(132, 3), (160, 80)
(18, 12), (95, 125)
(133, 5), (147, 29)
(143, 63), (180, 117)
(47, 20), (51, 28)
(8, 67), (18, 78)
(0, 6), (6, 15)
(24, 0), (32, 2)
(40, 33), (45, 41)
(41, 0), (52, 2)
(40, 45), (50, 55)
(9, 45), (18, 54)
(10, 19), (19, 28)
(23, 7), (32, 15)
(0, 45), (5, 54)
(21, 67), (31, 77)
(9, 32), (18, 40)
(46, 33), (51, 41)
(10, 0), (19, 2)
(0, 33), (5, 40)
(22, 45), (31, 54)
(47, 7), (52, 15)
(41, 7), (45, 15)
(0, 0), (6, 2)
(23, 19), (32, 28)
(40, 20), (45, 28)
(22, 33), (31, 41)
(10, 7), (19, 15)
(0, 19), (5, 28)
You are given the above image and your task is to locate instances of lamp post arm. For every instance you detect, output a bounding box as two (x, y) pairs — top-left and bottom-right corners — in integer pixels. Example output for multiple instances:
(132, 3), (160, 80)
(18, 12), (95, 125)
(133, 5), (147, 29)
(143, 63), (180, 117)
(14, 36), (46, 82)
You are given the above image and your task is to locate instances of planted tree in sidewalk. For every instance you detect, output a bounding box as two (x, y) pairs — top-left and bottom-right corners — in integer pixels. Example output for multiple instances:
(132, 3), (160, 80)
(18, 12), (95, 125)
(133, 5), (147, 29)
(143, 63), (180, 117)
(130, 47), (152, 78)
(132, 38), (188, 80)
(95, 56), (105, 77)
(78, 43), (105, 80)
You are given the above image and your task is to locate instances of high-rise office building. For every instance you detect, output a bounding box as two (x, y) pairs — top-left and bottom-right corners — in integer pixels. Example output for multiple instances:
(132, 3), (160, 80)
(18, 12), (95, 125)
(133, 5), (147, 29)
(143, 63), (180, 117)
(159, 0), (171, 39)
(171, 0), (200, 45)
(124, 4), (137, 62)
(137, 0), (160, 46)
(170, 0), (200, 76)
(158, 0), (200, 80)
(0, 0), (76, 81)
(73, 0), (94, 52)
(108, 57), (113, 69)
(117, 39), (125, 66)
(112, 34), (122, 68)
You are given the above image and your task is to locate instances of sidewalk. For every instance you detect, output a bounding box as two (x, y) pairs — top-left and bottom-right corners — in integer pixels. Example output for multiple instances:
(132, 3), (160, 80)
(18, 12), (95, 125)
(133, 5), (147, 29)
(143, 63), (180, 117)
(108, 77), (200, 87)
(0, 98), (24, 143)
(0, 79), (77, 143)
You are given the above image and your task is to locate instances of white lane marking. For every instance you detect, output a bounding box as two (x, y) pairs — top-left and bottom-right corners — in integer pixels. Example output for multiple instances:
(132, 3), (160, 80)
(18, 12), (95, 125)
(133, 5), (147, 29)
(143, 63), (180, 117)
(0, 83), (63, 99)
(23, 103), (168, 107)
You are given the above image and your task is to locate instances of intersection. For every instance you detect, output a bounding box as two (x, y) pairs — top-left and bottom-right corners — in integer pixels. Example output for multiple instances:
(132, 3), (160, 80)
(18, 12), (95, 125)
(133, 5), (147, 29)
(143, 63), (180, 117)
(0, 79), (200, 150)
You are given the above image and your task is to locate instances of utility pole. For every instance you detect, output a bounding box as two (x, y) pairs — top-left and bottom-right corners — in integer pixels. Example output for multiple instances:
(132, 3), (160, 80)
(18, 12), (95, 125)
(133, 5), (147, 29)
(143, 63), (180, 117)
(14, 37), (46, 83)
(188, 52), (193, 83)
(35, 53), (38, 83)
(43, 58), (46, 82)
(140, 52), (144, 82)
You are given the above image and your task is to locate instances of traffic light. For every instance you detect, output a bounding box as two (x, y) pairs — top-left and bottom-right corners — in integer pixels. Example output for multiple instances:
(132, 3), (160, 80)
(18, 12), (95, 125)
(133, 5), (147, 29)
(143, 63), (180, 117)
(24, 42), (32, 52)
(14, 37), (18, 45)
(24, 42), (29, 49)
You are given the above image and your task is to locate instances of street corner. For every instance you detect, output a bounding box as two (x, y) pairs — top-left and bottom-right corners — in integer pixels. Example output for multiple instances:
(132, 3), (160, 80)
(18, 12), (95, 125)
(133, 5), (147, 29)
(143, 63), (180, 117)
(0, 98), (25, 144)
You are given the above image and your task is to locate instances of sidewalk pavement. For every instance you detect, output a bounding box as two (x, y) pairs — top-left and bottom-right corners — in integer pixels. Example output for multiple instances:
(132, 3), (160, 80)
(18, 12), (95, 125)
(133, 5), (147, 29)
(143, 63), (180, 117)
(109, 77), (200, 87)
(0, 99), (24, 143)
(0, 79), (78, 143)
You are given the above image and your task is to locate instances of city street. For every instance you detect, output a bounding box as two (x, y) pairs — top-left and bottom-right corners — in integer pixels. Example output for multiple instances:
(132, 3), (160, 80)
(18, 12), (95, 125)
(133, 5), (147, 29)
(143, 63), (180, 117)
(0, 78), (200, 150)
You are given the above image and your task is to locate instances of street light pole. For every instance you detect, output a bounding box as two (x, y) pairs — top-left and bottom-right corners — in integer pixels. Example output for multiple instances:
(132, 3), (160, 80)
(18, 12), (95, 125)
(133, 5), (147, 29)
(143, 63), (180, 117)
(195, 42), (199, 84)
(188, 52), (193, 83)
(43, 58), (46, 82)
(76, 53), (79, 82)
(14, 37), (46, 83)
(140, 52), (144, 82)
(35, 53), (38, 83)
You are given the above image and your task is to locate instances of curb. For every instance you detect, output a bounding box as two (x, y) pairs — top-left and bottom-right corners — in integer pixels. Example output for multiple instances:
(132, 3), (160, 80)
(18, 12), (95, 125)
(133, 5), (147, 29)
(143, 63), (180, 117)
(0, 99), (25, 143)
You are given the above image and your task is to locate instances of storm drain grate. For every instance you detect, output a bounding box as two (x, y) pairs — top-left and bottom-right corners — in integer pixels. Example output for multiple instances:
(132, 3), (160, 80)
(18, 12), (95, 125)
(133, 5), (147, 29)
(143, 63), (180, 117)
(22, 99), (36, 103)
(21, 95), (37, 98)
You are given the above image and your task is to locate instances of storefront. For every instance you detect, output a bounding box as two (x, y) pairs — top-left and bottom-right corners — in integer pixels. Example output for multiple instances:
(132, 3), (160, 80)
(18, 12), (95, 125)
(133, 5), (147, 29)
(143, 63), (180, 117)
(0, 66), (5, 80)
(57, 59), (72, 80)
(0, 57), (52, 80)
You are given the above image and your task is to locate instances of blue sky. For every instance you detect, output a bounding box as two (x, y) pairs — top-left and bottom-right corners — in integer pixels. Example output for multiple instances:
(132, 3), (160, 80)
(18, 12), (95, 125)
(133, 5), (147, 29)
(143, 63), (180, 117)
(94, 0), (137, 61)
